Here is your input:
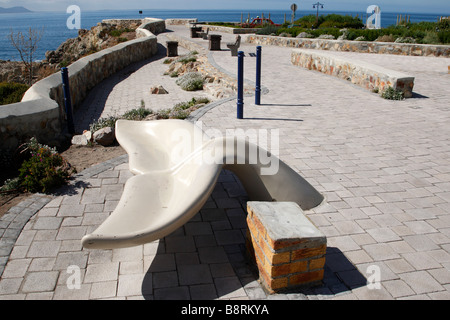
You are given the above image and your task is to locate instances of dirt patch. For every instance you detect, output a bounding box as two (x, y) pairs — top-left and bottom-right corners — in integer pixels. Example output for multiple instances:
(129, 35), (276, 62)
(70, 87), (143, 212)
(60, 142), (127, 173)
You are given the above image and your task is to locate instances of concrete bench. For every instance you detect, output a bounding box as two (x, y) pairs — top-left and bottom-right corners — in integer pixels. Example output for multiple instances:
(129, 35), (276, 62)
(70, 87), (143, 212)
(227, 35), (241, 56)
(291, 49), (415, 98)
(246, 202), (327, 293)
(81, 120), (323, 249)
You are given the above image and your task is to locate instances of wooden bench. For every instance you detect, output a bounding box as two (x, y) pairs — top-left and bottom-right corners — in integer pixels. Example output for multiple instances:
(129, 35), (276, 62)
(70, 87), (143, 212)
(227, 35), (241, 56)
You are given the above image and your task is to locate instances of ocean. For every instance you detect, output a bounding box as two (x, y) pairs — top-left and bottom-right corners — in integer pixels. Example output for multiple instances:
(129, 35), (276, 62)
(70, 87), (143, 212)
(0, 9), (448, 61)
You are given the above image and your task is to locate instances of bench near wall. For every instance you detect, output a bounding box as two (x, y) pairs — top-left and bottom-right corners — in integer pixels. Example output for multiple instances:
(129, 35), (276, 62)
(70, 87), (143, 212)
(0, 18), (165, 152)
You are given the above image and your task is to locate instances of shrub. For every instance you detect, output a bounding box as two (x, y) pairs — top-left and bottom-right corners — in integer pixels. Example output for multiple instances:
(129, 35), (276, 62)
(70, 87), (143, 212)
(376, 34), (396, 42)
(256, 25), (280, 35)
(122, 108), (153, 121)
(169, 107), (190, 120)
(175, 72), (204, 91)
(0, 82), (29, 105)
(381, 87), (404, 100)
(89, 116), (119, 133)
(154, 108), (171, 119)
(18, 138), (75, 193)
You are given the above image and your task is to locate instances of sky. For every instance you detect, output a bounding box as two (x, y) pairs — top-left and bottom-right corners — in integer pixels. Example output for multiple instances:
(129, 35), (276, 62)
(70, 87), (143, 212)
(0, 0), (449, 14)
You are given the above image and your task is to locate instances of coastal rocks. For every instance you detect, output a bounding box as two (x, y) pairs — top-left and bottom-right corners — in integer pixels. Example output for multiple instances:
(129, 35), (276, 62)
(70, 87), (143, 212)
(44, 22), (137, 68)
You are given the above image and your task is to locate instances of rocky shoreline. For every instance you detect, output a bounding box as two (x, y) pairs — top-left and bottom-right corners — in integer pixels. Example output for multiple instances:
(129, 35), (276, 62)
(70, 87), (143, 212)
(0, 21), (138, 86)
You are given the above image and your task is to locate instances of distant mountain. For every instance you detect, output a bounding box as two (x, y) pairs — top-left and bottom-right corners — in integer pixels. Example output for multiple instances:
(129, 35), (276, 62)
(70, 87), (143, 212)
(0, 6), (32, 14)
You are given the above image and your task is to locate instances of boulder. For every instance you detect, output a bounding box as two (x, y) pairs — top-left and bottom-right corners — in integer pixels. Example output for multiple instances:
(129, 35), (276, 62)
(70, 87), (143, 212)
(93, 127), (115, 146)
(71, 134), (89, 146)
(150, 85), (169, 94)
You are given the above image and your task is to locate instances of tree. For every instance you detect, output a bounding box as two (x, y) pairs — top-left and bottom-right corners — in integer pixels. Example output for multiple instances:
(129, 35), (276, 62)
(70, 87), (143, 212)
(9, 27), (44, 86)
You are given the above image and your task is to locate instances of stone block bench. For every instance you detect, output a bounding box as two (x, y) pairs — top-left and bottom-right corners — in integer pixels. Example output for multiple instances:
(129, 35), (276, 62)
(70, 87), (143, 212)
(291, 49), (415, 98)
(246, 202), (327, 293)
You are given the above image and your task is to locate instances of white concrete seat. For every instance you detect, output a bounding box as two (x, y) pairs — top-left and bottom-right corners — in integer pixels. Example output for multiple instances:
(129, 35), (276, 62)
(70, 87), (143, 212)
(81, 120), (323, 249)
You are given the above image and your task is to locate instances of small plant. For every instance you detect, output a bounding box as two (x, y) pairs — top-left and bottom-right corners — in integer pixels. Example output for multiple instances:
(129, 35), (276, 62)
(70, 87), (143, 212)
(163, 58), (174, 64)
(381, 87), (404, 100)
(169, 107), (191, 120)
(89, 116), (119, 133)
(175, 72), (205, 91)
(17, 138), (75, 193)
(154, 108), (171, 119)
(0, 177), (21, 192)
(177, 56), (197, 64)
(122, 108), (153, 121)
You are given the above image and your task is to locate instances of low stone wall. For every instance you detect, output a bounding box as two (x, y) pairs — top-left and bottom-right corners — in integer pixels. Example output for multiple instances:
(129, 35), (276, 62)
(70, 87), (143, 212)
(291, 49), (415, 98)
(247, 34), (450, 58)
(0, 18), (164, 152)
(165, 18), (198, 26)
(198, 25), (257, 35)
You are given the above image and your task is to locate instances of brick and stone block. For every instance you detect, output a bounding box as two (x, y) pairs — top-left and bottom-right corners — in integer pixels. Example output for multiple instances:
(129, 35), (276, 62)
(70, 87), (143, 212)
(246, 202), (327, 294)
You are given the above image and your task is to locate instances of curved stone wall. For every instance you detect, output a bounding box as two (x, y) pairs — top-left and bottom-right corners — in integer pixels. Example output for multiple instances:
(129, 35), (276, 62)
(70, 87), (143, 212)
(0, 18), (165, 152)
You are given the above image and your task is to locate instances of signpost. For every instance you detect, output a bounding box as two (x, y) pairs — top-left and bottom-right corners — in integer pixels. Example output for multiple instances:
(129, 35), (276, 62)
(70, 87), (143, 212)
(290, 3), (298, 25)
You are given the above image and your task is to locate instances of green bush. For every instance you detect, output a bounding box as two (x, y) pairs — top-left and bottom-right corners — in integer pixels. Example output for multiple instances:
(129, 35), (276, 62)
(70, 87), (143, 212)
(381, 87), (404, 100)
(18, 138), (75, 193)
(122, 108), (153, 121)
(89, 116), (119, 133)
(0, 82), (29, 105)
(175, 72), (204, 91)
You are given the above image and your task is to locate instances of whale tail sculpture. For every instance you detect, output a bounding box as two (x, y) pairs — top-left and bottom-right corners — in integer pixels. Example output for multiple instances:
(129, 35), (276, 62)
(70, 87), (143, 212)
(81, 120), (323, 249)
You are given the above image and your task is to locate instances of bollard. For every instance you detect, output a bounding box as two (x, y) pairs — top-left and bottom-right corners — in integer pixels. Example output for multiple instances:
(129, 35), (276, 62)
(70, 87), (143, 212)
(255, 46), (262, 105)
(61, 67), (75, 134)
(237, 51), (244, 119)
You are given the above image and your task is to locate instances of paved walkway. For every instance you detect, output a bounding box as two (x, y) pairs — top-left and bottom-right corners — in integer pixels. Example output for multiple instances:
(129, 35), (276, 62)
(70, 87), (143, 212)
(1, 25), (450, 300)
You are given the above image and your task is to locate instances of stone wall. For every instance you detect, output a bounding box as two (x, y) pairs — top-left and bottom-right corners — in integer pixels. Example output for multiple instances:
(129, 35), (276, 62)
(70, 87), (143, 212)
(165, 18), (198, 26)
(247, 34), (450, 58)
(0, 18), (164, 152)
(198, 25), (257, 35)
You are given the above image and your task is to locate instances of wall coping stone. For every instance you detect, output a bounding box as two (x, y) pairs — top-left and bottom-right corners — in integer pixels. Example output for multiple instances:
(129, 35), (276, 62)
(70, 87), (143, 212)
(247, 34), (450, 58)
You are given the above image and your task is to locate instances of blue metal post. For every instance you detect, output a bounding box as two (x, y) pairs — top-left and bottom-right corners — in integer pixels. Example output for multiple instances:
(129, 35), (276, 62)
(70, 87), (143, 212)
(237, 51), (244, 119)
(255, 46), (262, 105)
(61, 67), (75, 134)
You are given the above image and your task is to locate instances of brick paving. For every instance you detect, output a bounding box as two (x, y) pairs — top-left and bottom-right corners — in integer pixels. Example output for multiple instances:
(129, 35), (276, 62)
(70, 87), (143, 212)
(1, 25), (450, 300)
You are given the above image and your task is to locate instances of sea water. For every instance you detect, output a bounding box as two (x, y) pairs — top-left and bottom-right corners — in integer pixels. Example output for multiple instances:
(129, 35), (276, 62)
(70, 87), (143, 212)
(0, 9), (447, 61)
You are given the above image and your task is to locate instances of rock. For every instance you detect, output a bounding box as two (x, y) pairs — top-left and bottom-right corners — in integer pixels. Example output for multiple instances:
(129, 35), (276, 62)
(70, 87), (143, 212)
(93, 127), (115, 146)
(296, 32), (314, 38)
(83, 130), (93, 143)
(71, 134), (89, 146)
(150, 85), (169, 94)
